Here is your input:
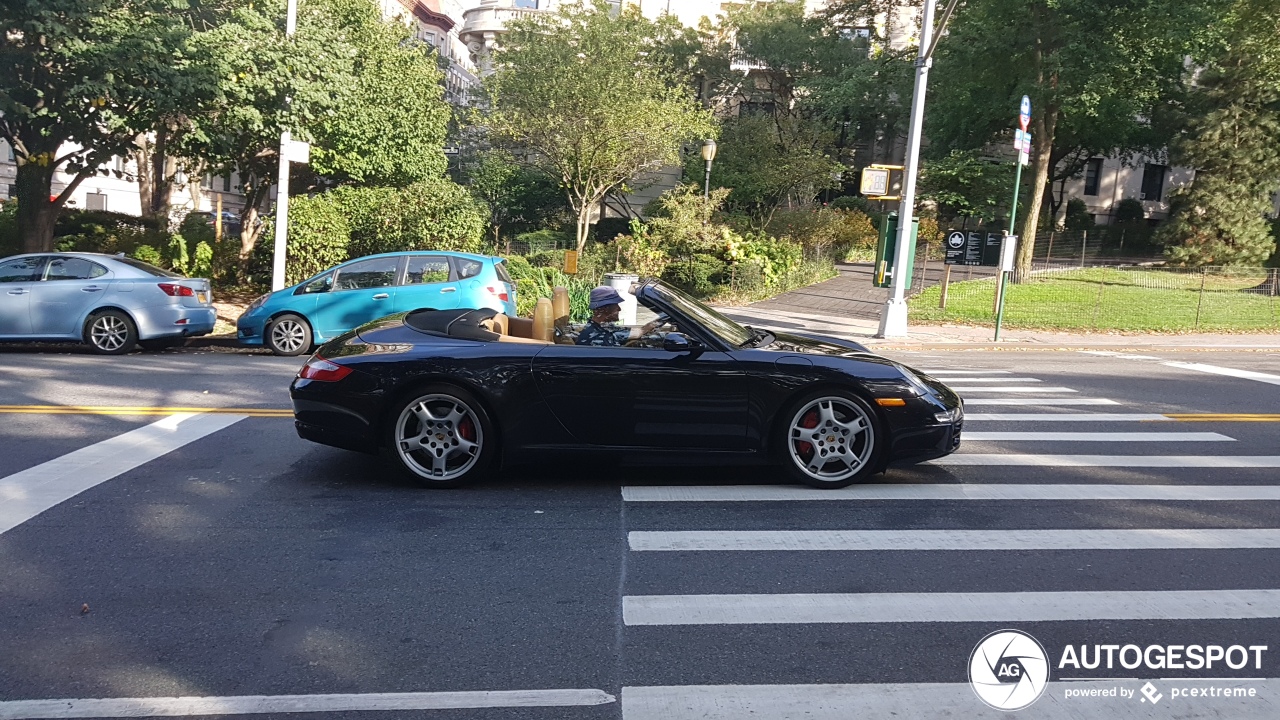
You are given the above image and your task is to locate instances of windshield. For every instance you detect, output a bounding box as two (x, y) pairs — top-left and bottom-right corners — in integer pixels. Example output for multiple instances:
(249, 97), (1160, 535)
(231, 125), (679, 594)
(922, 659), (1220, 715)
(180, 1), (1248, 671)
(648, 281), (753, 347)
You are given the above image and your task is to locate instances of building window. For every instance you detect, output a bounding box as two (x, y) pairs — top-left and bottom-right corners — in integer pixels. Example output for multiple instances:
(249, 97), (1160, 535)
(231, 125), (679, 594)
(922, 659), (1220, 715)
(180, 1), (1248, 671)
(1083, 158), (1102, 196)
(740, 101), (775, 117)
(513, 0), (537, 7)
(85, 192), (108, 211)
(5, 184), (15, 199)
(1140, 163), (1167, 202)
(223, 173), (232, 192)
(3, 142), (13, 162)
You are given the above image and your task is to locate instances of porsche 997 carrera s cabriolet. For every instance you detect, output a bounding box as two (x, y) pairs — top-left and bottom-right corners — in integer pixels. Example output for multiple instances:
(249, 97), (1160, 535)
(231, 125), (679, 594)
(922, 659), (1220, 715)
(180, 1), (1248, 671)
(290, 279), (962, 488)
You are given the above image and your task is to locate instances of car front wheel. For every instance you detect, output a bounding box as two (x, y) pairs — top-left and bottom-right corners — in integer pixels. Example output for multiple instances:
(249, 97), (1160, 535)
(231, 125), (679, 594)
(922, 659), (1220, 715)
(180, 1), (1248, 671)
(388, 385), (495, 488)
(84, 310), (137, 355)
(779, 390), (882, 489)
(265, 314), (312, 356)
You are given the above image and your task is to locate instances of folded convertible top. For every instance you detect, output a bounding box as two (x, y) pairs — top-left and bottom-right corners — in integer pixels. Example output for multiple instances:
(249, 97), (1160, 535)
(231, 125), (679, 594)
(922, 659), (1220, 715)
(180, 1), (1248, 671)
(404, 308), (500, 341)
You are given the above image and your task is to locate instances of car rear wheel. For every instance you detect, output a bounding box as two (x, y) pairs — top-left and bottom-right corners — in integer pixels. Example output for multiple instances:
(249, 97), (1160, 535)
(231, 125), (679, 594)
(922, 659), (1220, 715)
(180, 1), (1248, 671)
(779, 390), (882, 489)
(389, 385), (495, 488)
(84, 310), (137, 355)
(266, 314), (312, 356)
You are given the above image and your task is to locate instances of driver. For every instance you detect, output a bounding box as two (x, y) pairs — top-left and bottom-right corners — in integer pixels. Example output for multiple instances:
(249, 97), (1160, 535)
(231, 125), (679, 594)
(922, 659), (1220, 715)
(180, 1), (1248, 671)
(576, 286), (663, 346)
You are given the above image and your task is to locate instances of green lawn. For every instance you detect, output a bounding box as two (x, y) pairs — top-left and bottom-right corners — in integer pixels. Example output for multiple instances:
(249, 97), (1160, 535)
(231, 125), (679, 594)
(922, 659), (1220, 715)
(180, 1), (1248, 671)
(910, 268), (1280, 332)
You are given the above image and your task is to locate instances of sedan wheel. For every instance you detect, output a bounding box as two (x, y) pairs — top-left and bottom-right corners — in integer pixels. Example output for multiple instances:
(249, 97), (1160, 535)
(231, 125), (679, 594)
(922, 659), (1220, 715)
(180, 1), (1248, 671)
(266, 314), (311, 356)
(85, 310), (137, 355)
(390, 387), (493, 488)
(781, 392), (880, 488)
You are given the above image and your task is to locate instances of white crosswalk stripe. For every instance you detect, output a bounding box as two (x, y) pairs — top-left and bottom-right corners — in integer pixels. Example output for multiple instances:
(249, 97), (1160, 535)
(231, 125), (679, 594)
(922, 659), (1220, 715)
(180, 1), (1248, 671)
(619, 369), (1278, 718)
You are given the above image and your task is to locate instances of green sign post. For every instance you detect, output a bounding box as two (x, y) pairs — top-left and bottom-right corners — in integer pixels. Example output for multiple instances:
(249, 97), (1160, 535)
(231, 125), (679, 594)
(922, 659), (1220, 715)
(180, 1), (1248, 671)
(995, 96), (1031, 342)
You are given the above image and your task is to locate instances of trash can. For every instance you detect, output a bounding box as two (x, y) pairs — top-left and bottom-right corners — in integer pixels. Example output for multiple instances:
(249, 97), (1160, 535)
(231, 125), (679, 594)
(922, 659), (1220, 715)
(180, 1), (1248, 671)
(604, 272), (640, 326)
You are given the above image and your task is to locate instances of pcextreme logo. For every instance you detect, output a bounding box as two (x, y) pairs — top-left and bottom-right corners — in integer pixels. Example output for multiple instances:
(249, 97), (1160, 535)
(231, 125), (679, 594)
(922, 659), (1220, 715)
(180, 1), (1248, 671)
(969, 629), (1051, 711)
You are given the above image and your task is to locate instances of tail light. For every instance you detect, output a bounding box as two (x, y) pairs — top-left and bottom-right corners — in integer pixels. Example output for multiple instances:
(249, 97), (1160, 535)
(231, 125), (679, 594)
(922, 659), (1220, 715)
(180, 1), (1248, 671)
(298, 355), (352, 382)
(157, 283), (195, 297)
(486, 285), (510, 302)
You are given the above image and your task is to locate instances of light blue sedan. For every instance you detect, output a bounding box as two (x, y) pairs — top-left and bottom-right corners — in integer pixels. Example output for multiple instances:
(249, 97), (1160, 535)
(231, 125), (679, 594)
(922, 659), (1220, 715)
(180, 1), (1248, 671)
(0, 252), (215, 354)
(236, 251), (519, 355)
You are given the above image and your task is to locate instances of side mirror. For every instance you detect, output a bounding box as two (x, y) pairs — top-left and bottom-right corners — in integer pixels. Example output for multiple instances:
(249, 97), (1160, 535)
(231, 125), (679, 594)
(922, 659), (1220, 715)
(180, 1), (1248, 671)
(663, 332), (701, 353)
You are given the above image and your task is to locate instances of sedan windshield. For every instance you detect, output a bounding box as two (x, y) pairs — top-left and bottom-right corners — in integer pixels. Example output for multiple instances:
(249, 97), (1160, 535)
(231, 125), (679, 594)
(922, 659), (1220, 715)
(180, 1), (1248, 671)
(648, 281), (753, 347)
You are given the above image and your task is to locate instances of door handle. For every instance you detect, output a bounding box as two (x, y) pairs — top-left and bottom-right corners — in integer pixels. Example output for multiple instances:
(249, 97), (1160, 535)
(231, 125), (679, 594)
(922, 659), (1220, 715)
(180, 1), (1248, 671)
(7, 289), (27, 295)
(372, 293), (389, 300)
(440, 287), (457, 293)
(81, 286), (103, 292)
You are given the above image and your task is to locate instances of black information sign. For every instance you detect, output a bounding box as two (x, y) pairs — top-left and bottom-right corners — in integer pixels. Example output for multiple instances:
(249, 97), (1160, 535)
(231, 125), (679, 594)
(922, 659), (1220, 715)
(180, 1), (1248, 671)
(945, 229), (1004, 267)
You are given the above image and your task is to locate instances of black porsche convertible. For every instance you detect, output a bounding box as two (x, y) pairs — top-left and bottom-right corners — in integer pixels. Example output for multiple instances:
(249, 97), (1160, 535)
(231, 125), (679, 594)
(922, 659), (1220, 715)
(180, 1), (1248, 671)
(289, 279), (962, 489)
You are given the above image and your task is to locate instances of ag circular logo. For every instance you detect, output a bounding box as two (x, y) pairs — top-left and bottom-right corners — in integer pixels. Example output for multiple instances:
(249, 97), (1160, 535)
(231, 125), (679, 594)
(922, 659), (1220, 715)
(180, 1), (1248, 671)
(947, 231), (966, 249)
(969, 629), (1050, 711)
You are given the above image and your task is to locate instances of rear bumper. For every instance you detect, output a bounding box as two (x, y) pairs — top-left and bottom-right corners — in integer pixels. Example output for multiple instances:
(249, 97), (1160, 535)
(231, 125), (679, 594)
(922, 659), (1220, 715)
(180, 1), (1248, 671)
(138, 306), (216, 339)
(290, 382), (381, 453)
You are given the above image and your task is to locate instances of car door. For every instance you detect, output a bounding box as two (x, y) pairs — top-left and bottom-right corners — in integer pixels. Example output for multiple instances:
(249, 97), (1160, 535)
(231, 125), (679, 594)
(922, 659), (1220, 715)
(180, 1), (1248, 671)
(531, 342), (749, 450)
(312, 256), (403, 338)
(29, 256), (111, 336)
(0, 256), (46, 336)
(392, 255), (461, 313)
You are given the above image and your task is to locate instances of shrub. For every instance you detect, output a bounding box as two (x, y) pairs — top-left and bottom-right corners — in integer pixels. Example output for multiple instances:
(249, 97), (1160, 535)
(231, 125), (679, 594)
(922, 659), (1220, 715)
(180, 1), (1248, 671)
(1064, 198), (1094, 235)
(661, 253), (729, 298)
(829, 195), (871, 213)
(166, 234), (190, 275)
(286, 194), (352, 285)
(0, 200), (18, 257)
(766, 208), (878, 261)
(339, 179), (486, 258)
(727, 235), (802, 288)
(132, 244), (162, 266)
(192, 241), (214, 279)
(501, 254), (534, 279)
(527, 249), (567, 268)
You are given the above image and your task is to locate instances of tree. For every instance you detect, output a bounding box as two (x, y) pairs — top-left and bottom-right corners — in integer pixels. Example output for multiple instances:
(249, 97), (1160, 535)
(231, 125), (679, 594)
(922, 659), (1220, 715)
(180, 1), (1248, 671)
(463, 149), (567, 247)
(0, 0), (197, 251)
(1160, 0), (1280, 266)
(919, 150), (1016, 220)
(187, 0), (452, 272)
(921, 0), (1227, 279)
(485, 0), (715, 253)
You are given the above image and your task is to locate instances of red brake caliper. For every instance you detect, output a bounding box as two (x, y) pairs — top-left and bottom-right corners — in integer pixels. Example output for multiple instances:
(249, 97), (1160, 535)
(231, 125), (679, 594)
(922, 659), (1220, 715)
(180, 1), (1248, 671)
(458, 416), (476, 443)
(796, 410), (818, 455)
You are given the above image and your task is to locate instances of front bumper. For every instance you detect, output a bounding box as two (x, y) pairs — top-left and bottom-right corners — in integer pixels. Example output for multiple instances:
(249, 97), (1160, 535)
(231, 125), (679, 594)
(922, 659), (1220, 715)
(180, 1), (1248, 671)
(236, 313), (267, 347)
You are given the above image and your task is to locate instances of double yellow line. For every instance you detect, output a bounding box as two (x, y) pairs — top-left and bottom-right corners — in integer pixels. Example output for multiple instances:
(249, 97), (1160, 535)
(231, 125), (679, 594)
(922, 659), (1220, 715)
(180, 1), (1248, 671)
(0, 405), (292, 418)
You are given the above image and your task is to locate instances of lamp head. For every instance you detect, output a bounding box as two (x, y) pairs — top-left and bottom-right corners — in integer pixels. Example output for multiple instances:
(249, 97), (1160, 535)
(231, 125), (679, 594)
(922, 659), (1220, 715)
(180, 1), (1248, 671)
(701, 138), (717, 162)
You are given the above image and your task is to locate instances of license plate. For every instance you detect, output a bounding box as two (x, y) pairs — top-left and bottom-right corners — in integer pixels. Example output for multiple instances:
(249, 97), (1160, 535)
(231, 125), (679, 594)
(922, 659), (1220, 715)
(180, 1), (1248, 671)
(197, 292), (208, 304)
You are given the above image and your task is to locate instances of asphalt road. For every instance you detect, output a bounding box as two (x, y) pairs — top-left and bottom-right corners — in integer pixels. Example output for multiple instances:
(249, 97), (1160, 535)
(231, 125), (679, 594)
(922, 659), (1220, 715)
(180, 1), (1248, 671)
(1, 346), (1279, 719)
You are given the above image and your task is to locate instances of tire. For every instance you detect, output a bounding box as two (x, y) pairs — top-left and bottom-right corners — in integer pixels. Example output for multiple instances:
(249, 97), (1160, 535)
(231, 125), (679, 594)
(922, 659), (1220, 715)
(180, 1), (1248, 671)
(139, 338), (184, 351)
(387, 384), (495, 488)
(777, 388), (883, 489)
(265, 313), (312, 356)
(84, 310), (138, 355)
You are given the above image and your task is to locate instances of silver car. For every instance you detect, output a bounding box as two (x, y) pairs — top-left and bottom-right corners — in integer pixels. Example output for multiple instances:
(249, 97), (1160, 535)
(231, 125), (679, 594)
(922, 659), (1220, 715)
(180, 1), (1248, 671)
(0, 252), (216, 354)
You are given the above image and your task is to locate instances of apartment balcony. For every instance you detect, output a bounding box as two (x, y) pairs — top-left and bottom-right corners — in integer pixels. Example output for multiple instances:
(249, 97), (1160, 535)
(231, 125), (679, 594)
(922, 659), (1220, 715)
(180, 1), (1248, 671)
(459, 0), (548, 71)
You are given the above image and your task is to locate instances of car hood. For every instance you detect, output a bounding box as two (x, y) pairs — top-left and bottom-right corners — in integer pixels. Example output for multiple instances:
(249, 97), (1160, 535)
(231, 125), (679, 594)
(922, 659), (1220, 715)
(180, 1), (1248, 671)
(764, 330), (874, 357)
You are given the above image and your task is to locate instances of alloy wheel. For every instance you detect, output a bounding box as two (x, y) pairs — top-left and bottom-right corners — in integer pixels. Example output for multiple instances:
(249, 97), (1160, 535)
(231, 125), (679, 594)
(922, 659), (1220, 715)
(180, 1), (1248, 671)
(787, 396), (876, 483)
(90, 315), (129, 352)
(394, 394), (484, 481)
(270, 318), (307, 354)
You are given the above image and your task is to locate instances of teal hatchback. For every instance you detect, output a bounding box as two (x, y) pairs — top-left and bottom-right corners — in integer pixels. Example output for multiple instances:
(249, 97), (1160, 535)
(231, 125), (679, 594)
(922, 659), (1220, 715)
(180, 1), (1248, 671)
(237, 251), (517, 355)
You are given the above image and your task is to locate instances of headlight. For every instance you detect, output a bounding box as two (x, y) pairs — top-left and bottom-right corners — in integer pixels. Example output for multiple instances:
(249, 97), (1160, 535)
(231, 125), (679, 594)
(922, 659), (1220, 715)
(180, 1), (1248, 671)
(246, 293), (270, 312)
(897, 364), (934, 397)
(935, 408), (963, 423)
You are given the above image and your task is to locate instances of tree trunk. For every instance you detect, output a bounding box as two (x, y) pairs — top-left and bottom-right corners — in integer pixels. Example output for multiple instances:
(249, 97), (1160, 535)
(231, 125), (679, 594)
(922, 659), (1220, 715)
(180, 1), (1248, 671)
(575, 204), (591, 254)
(15, 159), (60, 253)
(132, 135), (154, 213)
(236, 175), (270, 279)
(1015, 108), (1058, 281)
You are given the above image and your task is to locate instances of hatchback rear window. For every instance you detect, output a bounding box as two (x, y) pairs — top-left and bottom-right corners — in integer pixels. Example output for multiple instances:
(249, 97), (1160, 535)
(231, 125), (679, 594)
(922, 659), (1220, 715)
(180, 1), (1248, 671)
(116, 256), (181, 278)
(494, 259), (514, 284)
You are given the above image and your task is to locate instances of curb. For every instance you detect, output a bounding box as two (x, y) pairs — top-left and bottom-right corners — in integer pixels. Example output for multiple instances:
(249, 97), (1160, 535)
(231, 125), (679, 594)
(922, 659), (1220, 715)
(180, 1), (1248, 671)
(185, 335), (244, 349)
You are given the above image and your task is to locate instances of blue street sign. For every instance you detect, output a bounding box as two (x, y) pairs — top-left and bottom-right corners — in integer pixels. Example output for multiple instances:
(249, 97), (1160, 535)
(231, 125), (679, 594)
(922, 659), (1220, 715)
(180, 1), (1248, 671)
(1019, 95), (1031, 131)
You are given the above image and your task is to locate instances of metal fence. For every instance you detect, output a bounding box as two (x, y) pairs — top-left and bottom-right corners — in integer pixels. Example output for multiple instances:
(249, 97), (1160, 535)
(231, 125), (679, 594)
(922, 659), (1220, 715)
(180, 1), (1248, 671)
(909, 265), (1280, 332)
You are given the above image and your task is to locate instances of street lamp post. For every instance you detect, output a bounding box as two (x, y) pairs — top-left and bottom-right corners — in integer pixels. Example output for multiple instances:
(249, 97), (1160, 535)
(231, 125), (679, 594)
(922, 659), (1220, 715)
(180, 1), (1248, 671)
(701, 139), (717, 199)
(270, 0), (299, 292)
(876, 0), (938, 338)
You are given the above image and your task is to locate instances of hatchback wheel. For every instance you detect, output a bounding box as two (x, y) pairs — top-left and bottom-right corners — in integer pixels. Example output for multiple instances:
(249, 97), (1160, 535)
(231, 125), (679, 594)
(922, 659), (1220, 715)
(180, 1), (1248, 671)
(84, 310), (137, 355)
(779, 390), (882, 488)
(389, 385), (494, 488)
(266, 314), (312, 356)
